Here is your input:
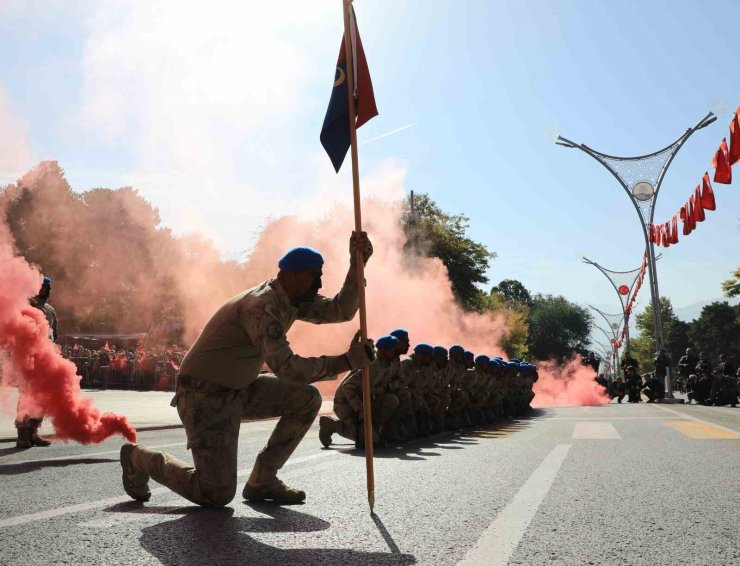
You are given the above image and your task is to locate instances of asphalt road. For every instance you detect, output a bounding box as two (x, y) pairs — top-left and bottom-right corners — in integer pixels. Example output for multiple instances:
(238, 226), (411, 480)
(0, 402), (738, 566)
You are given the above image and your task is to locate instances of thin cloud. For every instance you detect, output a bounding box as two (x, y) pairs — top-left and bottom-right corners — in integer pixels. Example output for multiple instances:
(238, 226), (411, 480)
(360, 123), (414, 145)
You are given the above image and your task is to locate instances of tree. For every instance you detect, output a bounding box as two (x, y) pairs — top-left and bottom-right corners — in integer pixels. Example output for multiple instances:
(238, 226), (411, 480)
(483, 293), (530, 360)
(491, 279), (532, 306)
(526, 294), (592, 360)
(688, 301), (740, 362)
(632, 297), (690, 370)
(402, 193), (495, 311)
(721, 267), (740, 298)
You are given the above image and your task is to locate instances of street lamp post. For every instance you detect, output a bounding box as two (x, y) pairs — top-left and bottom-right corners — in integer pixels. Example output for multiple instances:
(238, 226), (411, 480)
(559, 112), (716, 398)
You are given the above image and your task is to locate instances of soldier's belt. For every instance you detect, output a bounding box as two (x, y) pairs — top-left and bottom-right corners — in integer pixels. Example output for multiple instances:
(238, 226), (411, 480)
(177, 374), (234, 394)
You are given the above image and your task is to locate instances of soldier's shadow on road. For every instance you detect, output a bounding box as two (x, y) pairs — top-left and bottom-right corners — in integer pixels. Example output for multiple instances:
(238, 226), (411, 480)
(329, 410), (545, 461)
(0, 457), (117, 475)
(138, 504), (416, 565)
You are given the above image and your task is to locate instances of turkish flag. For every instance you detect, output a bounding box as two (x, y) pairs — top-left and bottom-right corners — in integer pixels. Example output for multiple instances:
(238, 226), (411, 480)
(713, 138), (732, 184)
(730, 114), (740, 165)
(680, 205), (690, 236)
(701, 173), (717, 210)
(693, 188), (705, 222)
(670, 215), (679, 244)
(688, 198), (697, 230)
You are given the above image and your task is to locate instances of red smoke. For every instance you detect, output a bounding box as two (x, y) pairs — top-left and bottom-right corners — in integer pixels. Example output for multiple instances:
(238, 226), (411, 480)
(0, 222), (136, 444)
(532, 358), (610, 408)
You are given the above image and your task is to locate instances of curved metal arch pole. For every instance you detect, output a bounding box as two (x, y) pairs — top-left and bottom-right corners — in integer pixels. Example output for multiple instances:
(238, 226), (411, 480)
(559, 112), (716, 398)
(594, 323), (620, 380)
(581, 256), (660, 355)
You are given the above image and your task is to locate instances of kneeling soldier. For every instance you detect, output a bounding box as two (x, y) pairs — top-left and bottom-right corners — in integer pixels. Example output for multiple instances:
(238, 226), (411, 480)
(120, 234), (374, 506)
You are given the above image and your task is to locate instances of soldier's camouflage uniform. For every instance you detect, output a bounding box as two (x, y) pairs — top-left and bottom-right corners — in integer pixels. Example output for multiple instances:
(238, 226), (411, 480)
(130, 277), (359, 506)
(330, 358), (399, 442)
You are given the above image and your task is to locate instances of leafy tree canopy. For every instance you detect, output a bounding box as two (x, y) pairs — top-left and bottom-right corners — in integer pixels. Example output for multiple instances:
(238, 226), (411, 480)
(402, 192), (495, 311)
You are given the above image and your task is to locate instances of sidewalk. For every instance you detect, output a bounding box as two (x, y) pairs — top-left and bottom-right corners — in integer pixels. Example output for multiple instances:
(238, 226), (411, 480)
(0, 387), (334, 443)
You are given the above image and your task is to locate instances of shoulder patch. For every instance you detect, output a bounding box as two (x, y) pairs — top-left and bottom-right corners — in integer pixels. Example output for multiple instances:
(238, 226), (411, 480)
(266, 320), (283, 340)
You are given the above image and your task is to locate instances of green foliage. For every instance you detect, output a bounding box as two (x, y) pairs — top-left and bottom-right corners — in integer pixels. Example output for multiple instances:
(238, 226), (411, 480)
(402, 193), (496, 312)
(491, 279), (532, 306)
(526, 294), (592, 360)
(688, 301), (740, 361)
(721, 267), (740, 298)
(632, 297), (691, 370)
(485, 293), (530, 360)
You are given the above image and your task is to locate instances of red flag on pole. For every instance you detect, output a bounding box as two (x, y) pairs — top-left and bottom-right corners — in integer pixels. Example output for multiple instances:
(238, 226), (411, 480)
(701, 173), (717, 210)
(713, 138), (732, 184)
(730, 113), (740, 165)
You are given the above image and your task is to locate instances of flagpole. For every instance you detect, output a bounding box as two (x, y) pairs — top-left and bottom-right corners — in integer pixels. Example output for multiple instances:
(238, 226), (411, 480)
(342, 0), (375, 514)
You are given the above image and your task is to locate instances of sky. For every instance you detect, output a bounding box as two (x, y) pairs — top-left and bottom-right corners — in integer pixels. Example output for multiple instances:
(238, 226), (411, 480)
(1, 0), (738, 332)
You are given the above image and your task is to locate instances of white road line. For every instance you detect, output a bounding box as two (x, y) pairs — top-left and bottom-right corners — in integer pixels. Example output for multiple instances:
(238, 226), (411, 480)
(0, 450), (338, 529)
(0, 443), (187, 467)
(572, 422), (621, 439)
(0, 422), (280, 467)
(457, 444), (571, 566)
(654, 405), (740, 434)
(545, 417), (668, 420)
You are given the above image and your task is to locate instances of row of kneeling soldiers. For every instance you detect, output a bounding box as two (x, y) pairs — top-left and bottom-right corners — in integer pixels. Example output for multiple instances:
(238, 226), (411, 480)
(319, 328), (538, 448)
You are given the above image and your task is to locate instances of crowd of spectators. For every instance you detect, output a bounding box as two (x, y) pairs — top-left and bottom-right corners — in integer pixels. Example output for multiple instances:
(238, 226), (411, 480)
(61, 343), (186, 392)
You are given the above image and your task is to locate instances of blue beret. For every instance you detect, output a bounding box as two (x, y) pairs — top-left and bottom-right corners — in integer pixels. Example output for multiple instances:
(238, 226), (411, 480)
(449, 345), (464, 355)
(414, 343), (433, 355)
(507, 361), (520, 369)
(464, 350), (474, 359)
(492, 356), (503, 361)
(510, 358), (521, 363)
(433, 346), (448, 356)
(375, 335), (398, 351)
(475, 355), (490, 364)
(278, 247), (324, 272)
(390, 328), (409, 340)
(487, 358), (498, 367)
(42, 276), (52, 287)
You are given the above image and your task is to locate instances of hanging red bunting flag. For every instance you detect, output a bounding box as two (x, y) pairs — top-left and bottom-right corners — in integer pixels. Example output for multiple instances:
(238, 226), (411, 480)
(713, 138), (732, 184)
(663, 222), (671, 247)
(694, 187), (706, 222)
(670, 215), (679, 244)
(730, 113), (740, 165)
(701, 173), (717, 210)
(680, 205), (690, 236)
(688, 198), (697, 230)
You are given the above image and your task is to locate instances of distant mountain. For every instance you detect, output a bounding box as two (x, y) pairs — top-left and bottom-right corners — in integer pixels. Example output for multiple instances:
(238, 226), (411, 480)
(674, 297), (740, 322)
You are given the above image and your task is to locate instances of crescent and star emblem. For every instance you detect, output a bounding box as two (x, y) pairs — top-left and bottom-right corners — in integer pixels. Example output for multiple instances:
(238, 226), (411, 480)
(333, 66), (346, 88)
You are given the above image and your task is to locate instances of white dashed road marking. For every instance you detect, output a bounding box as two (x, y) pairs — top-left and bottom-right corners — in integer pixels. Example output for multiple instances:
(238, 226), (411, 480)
(457, 444), (571, 566)
(572, 422), (621, 439)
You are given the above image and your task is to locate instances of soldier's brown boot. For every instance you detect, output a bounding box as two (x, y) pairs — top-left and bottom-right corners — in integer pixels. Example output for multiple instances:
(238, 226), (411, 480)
(15, 426), (32, 449)
(120, 443), (152, 502)
(29, 420), (51, 447)
(243, 478), (306, 504)
(319, 416), (335, 447)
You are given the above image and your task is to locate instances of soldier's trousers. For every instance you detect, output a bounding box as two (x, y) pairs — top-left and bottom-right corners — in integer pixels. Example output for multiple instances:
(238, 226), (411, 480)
(447, 389), (468, 414)
(137, 374), (321, 507)
(15, 388), (43, 430)
(333, 394), (399, 441)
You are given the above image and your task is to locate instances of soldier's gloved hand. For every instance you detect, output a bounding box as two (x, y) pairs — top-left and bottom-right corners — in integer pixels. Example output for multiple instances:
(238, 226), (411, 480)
(344, 331), (375, 369)
(350, 231), (373, 265)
